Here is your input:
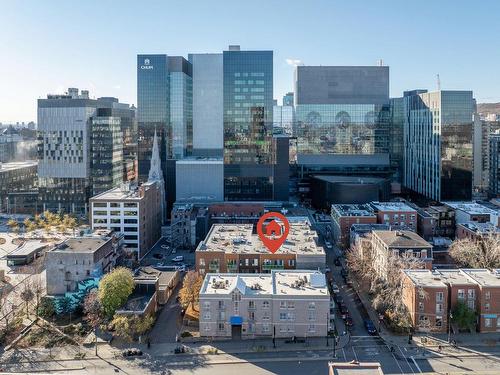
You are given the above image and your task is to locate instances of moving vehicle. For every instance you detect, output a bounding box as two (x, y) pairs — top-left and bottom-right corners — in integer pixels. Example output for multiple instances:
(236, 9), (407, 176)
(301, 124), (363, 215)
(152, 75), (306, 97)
(344, 316), (354, 327)
(339, 303), (348, 318)
(325, 267), (331, 273)
(325, 241), (332, 249)
(364, 319), (377, 335)
(172, 256), (184, 262)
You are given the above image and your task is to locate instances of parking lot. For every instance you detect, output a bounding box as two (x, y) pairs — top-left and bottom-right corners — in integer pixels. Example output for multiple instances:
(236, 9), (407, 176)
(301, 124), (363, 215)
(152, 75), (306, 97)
(140, 237), (196, 272)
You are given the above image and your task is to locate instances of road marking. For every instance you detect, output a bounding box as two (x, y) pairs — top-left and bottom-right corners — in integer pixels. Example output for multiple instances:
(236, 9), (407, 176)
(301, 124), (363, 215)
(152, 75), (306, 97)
(411, 356), (423, 373)
(351, 346), (358, 361)
(341, 347), (347, 361)
(399, 345), (415, 374)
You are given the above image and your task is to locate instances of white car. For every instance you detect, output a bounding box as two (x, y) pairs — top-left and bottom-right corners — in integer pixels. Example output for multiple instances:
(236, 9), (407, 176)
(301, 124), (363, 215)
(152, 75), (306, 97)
(325, 241), (333, 249)
(172, 256), (184, 262)
(331, 284), (340, 294)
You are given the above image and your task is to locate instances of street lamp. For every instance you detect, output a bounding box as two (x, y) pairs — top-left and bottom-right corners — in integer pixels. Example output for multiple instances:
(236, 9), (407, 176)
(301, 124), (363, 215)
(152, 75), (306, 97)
(448, 312), (453, 343)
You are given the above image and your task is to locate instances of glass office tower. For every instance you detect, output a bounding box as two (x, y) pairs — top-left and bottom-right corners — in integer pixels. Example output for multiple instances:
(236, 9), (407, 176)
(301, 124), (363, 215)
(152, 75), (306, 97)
(404, 90), (474, 201)
(223, 47), (274, 200)
(137, 54), (169, 183)
(294, 66), (390, 157)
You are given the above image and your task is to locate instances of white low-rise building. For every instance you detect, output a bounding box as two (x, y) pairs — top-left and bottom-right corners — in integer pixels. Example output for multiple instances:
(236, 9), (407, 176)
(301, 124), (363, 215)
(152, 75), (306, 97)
(199, 270), (330, 338)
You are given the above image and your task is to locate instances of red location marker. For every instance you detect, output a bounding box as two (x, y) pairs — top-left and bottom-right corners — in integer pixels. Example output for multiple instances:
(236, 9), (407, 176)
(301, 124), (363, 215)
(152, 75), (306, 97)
(257, 212), (290, 254)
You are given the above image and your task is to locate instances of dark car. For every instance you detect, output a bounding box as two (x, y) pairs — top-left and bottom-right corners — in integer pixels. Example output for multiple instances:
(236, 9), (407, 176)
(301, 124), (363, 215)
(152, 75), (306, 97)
(334, 295), (344, 304)
(364, 319), (377, 335)
(344, 315), (354, 327)
(340, 268), (348, 277)
(339, 303), (348, 318)
(334, 258), (341, 266)
(152, 253), (163, 259)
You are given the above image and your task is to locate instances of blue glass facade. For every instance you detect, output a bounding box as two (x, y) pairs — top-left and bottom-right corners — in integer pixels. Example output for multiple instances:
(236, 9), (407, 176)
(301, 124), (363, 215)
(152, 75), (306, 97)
(137, 54), (169, 182)
(223, 50), (274, 200)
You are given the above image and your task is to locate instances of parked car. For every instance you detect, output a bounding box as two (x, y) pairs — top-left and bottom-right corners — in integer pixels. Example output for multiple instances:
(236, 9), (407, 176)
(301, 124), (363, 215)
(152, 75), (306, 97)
(339, 303), (348, 318)
(331, 284), (340, 294)
(153, 253), (163, 259)
(325, 267), (331, 273)
(344, 315), (354, 327)
(122, 348), (143, 357)
(334, 295), (344, 304)
(172, 256), (184, 262)
(340, 268), (348, 277)
(325, 241), (333, 249)
(334, 258), (341, 266)
(364, 319), (377, 335)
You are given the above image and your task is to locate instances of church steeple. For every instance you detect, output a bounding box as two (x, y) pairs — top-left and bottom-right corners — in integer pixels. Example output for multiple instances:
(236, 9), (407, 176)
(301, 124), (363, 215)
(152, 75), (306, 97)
(148, 129), (166, 224)
(148, 129), (163, 183)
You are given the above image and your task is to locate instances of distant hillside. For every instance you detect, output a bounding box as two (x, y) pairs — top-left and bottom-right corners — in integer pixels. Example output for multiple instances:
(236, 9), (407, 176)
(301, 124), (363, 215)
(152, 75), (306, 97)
(478, 103), (500, 115)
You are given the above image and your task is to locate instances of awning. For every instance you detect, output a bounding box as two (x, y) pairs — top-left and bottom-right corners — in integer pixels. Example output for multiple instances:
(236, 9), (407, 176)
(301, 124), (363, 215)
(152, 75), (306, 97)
(230, 316), (243, 325)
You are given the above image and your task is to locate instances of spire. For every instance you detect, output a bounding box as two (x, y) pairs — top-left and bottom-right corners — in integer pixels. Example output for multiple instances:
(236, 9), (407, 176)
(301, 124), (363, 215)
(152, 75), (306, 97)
(148, 129), (164, 183)
(148, 129), (166, 224)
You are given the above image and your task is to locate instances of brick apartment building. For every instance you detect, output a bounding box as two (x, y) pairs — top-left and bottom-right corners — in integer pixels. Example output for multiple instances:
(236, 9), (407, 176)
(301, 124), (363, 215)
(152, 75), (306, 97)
(372, 230), (433, 280)
(456, 222), (500, 240)
(370, 202), (417, 232)
(195, 221), (326, 275)
(403, 269), (500, 333)
(331, 204), (377, 249)
(402, 269), (449, 333)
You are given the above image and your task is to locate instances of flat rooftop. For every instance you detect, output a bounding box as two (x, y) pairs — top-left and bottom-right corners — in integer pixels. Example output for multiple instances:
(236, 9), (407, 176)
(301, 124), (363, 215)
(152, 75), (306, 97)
(350, 223), (390, 233)
(371, 201), (416, 212)
(200, 270), (328, 297)
(328, 361), (384, 375)
(461, 269), (500, 287)
(7, 240), (47, 257)
(458, 222), (500, 234)
(403, 270), (447, 288)
(372, 230), (431, 248)
(436, 269), (478, 286)
(332, 204), (375, 217)
(91, 181), (156, 201)
(197, 222), (324, 256)
(52, 237), (110, 254)
(0, 160), (37, 172)
(444, 201), (499, 216)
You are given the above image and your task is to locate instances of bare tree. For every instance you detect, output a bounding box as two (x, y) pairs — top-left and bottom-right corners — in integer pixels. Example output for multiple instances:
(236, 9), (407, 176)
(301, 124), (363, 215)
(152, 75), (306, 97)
(449, 235), (500, 269)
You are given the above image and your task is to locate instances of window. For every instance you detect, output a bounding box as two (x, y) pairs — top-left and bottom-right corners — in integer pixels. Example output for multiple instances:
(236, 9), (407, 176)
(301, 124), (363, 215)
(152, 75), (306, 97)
(218, 323), (225, 331)
(262, 300), (270, 309)
(308, 311), (316, 321)
(436, 292), (444, 302)
(288, 259), (295, 267)
(110, 203), (120, 208)
(308, 302), (316, 310)
(467, 300), (475, 310)
(218, 311), (225, 320)
(199, 258), (206, 266)
(262, 324), (270, 333)
(252, 258), (258, 266)
(204, 324), (211, 332)
(308, 324), (315, 333)
(248, 301), (255, 309)
(287, 301), (295, 309)
(497, 318), (500, 328)
(435, 316), (443, 327)
(436, 303), (443, 314)
(485, 303), (490, 311)
(485, 291), (491, 300)
(419, 302), (424, 312)
(418, 290), (425, 300)
(203, 301), (210, 310)
(203, 311), (210, 320)
(248, 311), (255, 321)
(467, 289), (475, 299)
(458, 289), (465, 299)
(279, 326), (286, 333)
(280, 301), (286, 309)
(280, 312), (287, 321)
(263, 312), (270, 320)
(485, 318), (492, 328)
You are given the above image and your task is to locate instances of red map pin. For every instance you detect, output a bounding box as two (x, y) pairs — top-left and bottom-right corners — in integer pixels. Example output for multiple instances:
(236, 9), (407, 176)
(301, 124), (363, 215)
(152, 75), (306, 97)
(257, 212), (290, 254)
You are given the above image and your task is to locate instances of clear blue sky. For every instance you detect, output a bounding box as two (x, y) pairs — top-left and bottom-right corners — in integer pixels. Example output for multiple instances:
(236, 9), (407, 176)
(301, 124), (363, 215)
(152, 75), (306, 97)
(1, 0), (499, 123)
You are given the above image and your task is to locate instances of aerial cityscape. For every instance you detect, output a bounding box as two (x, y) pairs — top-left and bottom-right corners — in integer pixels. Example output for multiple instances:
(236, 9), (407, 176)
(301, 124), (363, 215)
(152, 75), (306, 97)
(2, 1), (500, 374)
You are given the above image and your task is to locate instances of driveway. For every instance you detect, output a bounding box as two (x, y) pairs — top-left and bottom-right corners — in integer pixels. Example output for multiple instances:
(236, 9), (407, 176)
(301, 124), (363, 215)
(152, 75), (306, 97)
(148, 282), (183, 344)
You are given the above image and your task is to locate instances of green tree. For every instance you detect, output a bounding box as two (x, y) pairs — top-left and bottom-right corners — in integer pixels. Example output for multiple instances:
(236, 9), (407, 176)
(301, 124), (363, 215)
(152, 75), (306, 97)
(111, 314), (155, 342)
(179, 270), (203, 311)
(98, 267), (134, 318)
(452, 301), (477, 331)
(37, 297), (56, 319)
(23, 218), (36, 232)
(20, 287), (34, 316)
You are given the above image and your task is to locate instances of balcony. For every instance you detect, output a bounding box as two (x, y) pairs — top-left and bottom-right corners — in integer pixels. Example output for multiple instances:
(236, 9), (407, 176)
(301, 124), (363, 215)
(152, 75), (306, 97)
(227, 263), (238, 272)
(262, 264), (284, 271)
